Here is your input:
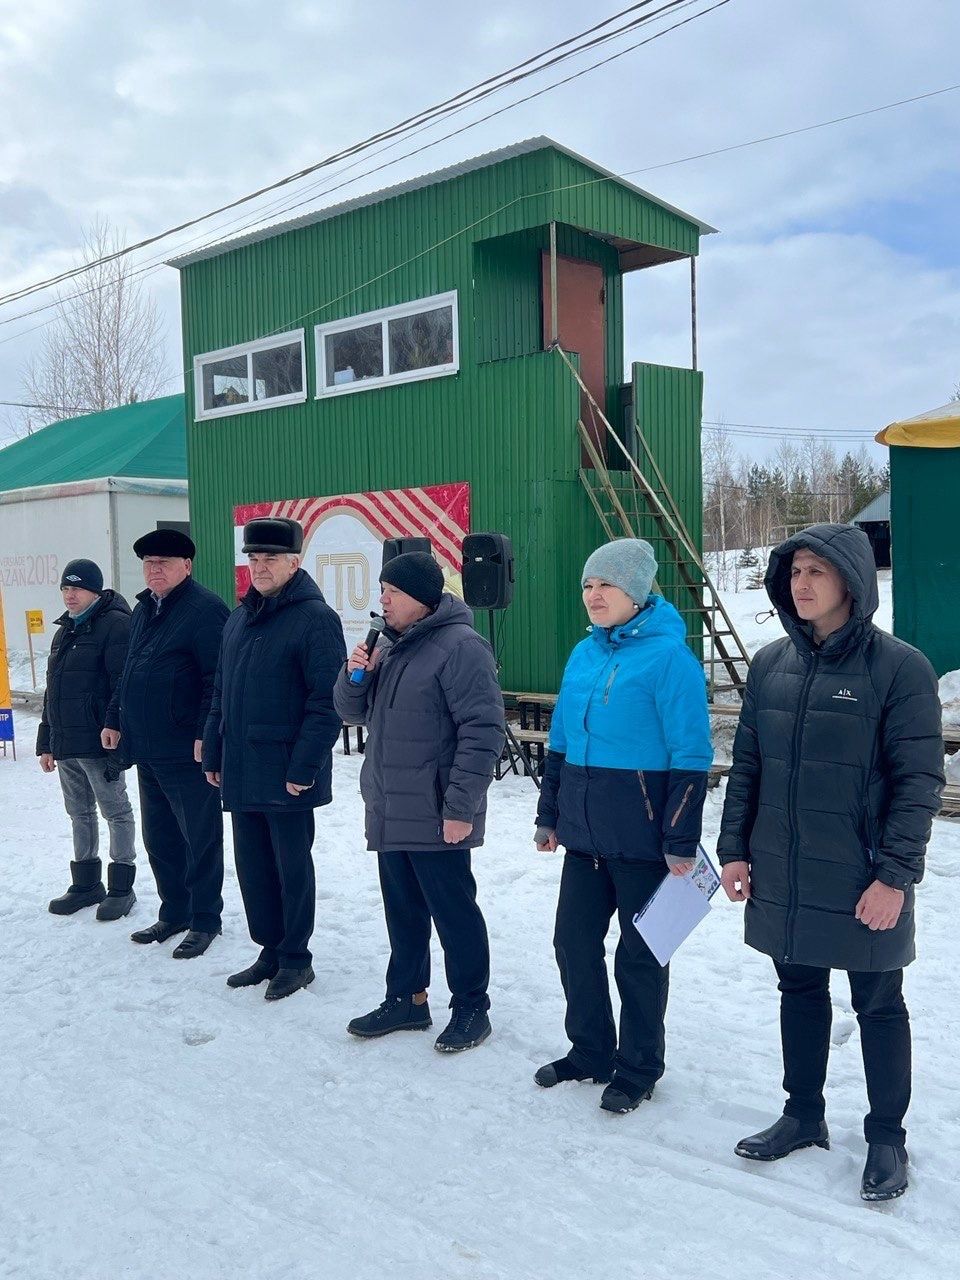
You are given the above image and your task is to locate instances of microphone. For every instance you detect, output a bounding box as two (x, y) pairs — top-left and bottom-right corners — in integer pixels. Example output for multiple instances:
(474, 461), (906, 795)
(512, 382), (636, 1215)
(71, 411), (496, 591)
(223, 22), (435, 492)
(350, 615), (386, 683)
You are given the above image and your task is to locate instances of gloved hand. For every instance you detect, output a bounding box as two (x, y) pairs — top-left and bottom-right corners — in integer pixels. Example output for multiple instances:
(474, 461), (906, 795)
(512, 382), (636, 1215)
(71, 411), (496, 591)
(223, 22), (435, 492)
(534, 826), (558, 851)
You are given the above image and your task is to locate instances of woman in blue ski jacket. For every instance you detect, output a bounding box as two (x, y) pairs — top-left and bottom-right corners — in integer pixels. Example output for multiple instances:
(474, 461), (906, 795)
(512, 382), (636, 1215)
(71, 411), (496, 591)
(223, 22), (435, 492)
(534, 538), (712, 1114)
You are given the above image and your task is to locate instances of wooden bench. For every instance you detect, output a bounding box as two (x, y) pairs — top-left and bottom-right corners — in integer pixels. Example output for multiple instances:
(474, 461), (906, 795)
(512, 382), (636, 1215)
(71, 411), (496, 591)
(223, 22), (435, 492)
(940, 782), (960, 818)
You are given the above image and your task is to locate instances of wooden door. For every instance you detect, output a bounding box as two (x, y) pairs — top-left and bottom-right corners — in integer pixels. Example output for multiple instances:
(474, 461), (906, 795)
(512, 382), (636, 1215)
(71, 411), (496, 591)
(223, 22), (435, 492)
(542, 253), (607, 461)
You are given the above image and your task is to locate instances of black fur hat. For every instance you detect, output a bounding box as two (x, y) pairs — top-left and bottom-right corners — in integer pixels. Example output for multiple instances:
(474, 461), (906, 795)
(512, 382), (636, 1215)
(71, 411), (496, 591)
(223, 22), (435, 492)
(242, 517), (304, 554)
(133, 528), (196, 559)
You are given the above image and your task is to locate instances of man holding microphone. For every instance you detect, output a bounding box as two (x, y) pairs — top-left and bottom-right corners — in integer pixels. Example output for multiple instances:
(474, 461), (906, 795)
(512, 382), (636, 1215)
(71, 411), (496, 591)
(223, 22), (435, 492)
(334, 551), (505, 1053)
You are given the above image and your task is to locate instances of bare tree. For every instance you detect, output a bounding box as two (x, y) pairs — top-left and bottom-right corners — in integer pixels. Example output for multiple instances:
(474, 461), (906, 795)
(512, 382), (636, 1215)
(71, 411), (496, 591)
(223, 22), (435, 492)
(703, 416), (738, 582)
(17, 218), (167, 433)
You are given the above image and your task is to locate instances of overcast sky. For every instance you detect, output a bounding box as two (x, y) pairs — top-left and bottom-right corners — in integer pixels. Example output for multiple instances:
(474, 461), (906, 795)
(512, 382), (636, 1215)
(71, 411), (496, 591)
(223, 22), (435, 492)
(1, 0), (958, 460)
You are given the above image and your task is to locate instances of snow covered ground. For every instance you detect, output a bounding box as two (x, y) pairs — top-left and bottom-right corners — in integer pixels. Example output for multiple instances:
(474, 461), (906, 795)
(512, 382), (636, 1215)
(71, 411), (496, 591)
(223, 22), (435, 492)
(2, 700), (959, 1280)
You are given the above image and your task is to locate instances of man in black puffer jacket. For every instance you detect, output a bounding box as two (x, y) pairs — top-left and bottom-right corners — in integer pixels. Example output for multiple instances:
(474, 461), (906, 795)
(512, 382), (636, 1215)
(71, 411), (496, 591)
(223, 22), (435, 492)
(334, 552), (505, 1054)
(38, 558), (136, 920)
(202, 518), (346, 1001)
(103, 529), (229, 959)
(718, 523), (944, 1202)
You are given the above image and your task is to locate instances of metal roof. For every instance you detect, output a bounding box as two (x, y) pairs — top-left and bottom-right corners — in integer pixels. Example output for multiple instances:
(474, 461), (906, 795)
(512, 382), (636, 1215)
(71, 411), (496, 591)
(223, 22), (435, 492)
(168, 136), (716, 269)
(850, 489), (890, 524)
(0, 395), (186, 492)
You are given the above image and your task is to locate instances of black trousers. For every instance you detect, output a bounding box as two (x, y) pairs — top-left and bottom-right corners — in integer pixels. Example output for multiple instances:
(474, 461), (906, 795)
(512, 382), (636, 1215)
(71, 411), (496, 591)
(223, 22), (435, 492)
(137, 762), (224, 932)
(775, 960), (911, 1145)
(232, 809), (317, 968)
(377, 850), (490, 1010)
(553, 851), (668, 1089)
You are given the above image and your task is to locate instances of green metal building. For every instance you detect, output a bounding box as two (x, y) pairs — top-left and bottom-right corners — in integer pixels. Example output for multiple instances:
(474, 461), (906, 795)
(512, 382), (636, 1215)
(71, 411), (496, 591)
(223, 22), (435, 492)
(170, 138), (713, 693)
(877, 402), (960, 677)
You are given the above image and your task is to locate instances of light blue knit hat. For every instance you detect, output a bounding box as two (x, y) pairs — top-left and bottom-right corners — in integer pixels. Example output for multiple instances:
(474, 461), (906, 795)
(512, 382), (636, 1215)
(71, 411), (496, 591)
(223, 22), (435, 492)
(581, 538), (658, 605)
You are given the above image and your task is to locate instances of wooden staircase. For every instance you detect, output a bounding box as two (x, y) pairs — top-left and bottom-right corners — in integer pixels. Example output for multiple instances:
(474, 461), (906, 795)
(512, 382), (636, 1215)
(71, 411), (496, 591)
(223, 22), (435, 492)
(552, 345), (751, 699)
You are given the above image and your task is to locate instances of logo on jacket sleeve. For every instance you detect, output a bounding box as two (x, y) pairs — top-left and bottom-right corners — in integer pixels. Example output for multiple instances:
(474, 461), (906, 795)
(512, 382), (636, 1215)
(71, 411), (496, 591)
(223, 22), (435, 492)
(832, 687), (858, 702)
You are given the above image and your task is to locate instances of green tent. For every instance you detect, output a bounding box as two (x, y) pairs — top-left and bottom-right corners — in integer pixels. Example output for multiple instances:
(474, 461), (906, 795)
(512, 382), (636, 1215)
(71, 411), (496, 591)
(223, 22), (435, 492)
(0, 395), (186, 491)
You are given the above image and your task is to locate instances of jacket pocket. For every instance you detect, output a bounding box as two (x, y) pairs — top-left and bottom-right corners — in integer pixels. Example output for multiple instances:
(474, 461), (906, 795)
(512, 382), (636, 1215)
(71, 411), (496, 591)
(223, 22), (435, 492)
(433, 773), (445, 818)
(637, 771), (654, 821)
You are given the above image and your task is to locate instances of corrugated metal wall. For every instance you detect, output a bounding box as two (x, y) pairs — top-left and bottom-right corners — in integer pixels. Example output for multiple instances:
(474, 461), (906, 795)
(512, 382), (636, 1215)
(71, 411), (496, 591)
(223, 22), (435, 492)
(890, 448), (960, 676)
(181, 143), (704, 692)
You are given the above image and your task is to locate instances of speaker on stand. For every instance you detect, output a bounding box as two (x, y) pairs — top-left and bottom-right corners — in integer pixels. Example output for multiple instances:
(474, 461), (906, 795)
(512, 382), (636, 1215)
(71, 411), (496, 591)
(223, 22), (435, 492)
(461, 532), (537, 786)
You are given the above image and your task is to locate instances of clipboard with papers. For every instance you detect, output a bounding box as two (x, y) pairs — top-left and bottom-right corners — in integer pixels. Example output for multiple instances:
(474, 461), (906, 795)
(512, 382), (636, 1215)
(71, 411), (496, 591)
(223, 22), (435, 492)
(632, 846), (721, 967)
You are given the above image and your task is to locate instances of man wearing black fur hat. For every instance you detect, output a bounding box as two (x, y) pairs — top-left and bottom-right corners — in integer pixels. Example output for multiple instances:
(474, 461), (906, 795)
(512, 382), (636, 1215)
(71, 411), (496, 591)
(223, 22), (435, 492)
(335, 551), (505, 1052)
(202, 518), (346, 1000)
(103, 528), (229, 958)
(39, 558), (136, 920)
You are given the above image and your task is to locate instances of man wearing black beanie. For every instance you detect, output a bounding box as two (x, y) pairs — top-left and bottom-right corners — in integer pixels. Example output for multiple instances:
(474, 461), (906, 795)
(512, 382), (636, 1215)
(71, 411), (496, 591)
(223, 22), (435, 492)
(335, 551), (505, 1053)
(39, 559), (136, 919)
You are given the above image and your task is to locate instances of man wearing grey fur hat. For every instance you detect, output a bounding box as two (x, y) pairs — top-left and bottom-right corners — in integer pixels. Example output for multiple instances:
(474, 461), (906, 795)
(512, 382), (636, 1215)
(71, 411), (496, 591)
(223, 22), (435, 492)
(202, 517), (346, 1001)
(534, 538), (712, 1115)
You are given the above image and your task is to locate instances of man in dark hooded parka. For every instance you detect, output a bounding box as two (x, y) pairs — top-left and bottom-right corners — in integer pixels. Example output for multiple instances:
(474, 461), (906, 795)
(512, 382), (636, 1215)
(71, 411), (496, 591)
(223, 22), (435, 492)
(718, 523), (943, 1202)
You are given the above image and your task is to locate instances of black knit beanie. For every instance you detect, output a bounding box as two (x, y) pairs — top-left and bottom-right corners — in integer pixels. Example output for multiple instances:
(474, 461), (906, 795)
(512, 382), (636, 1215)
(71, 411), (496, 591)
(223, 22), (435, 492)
(379, 552), (444, 608)
(60, 559), (104, 594)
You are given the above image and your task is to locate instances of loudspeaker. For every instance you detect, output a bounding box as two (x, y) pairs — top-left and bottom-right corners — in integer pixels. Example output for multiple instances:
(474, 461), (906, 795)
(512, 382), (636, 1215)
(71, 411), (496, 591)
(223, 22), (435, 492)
(461, 532), (514, 610)
(381, 537), (432, 570)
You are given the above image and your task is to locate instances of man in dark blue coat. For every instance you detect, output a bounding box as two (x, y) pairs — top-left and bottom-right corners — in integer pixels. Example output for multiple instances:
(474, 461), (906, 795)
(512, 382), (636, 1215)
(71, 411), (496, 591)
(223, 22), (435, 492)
(103, 529), (229, 959)
(202, 518), (346, 1000)
(718, 524), (944, 1202)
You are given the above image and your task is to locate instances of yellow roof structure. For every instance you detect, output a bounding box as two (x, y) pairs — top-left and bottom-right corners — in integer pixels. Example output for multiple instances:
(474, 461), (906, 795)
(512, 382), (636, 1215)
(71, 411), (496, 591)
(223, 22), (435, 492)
(875, 400), (960, 447)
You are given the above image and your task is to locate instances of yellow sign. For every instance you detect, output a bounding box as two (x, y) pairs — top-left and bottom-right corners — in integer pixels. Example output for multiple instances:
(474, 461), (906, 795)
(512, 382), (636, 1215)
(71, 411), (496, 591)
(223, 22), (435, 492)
(0, 588), (15, 745)
(26, 609), (44, 635)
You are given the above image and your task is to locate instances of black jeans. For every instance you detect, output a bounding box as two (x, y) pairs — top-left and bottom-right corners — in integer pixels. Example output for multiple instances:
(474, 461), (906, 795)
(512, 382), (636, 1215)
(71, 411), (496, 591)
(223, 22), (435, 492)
(775, 960), (911, 1145)
(553, 851), (668, 1089)
(232, 809), (317, 968)
(377, 850), (490, 1010)
(137, 762), (224, 932)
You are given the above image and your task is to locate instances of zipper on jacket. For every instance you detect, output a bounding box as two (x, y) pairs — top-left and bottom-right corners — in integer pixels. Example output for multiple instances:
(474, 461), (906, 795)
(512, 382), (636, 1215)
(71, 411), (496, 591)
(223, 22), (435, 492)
(637, 771), (654, 821)
(603, 664), (620, 704)
(785, 654), (819, 962)
(387, 659), (410, 710)
(670, 783), (695, 829)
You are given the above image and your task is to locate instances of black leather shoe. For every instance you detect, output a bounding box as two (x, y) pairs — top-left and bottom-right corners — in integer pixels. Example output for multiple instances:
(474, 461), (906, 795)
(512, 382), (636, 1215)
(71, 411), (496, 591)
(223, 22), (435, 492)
(434, 1006), (491, 1053)
(171, 929), (219, 959)
(535, 1056), (613, 1088)
(227, 958), (278, 988)
(264, 966), (315, 1001)
(348, 995), (433, 1038)
(735, 1115), (830, 1161)
(860, 1143), (908, 1201)
(131, 920), (188, 944)
(599, 1075), (654, 1114)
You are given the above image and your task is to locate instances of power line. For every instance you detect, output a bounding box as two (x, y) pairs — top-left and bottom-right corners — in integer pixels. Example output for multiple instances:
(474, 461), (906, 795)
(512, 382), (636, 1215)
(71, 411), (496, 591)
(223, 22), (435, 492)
(622, 81), (960, 179)
(0, 0), (721, 313)
(0, 399), (89, 413)
(0, 0), (708, 340)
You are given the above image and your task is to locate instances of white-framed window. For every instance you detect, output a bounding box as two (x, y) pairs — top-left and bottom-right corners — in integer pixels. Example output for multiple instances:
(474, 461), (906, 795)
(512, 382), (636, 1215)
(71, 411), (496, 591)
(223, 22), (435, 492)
(194, 330), (307, 420)
(315, 291), (459, 397)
